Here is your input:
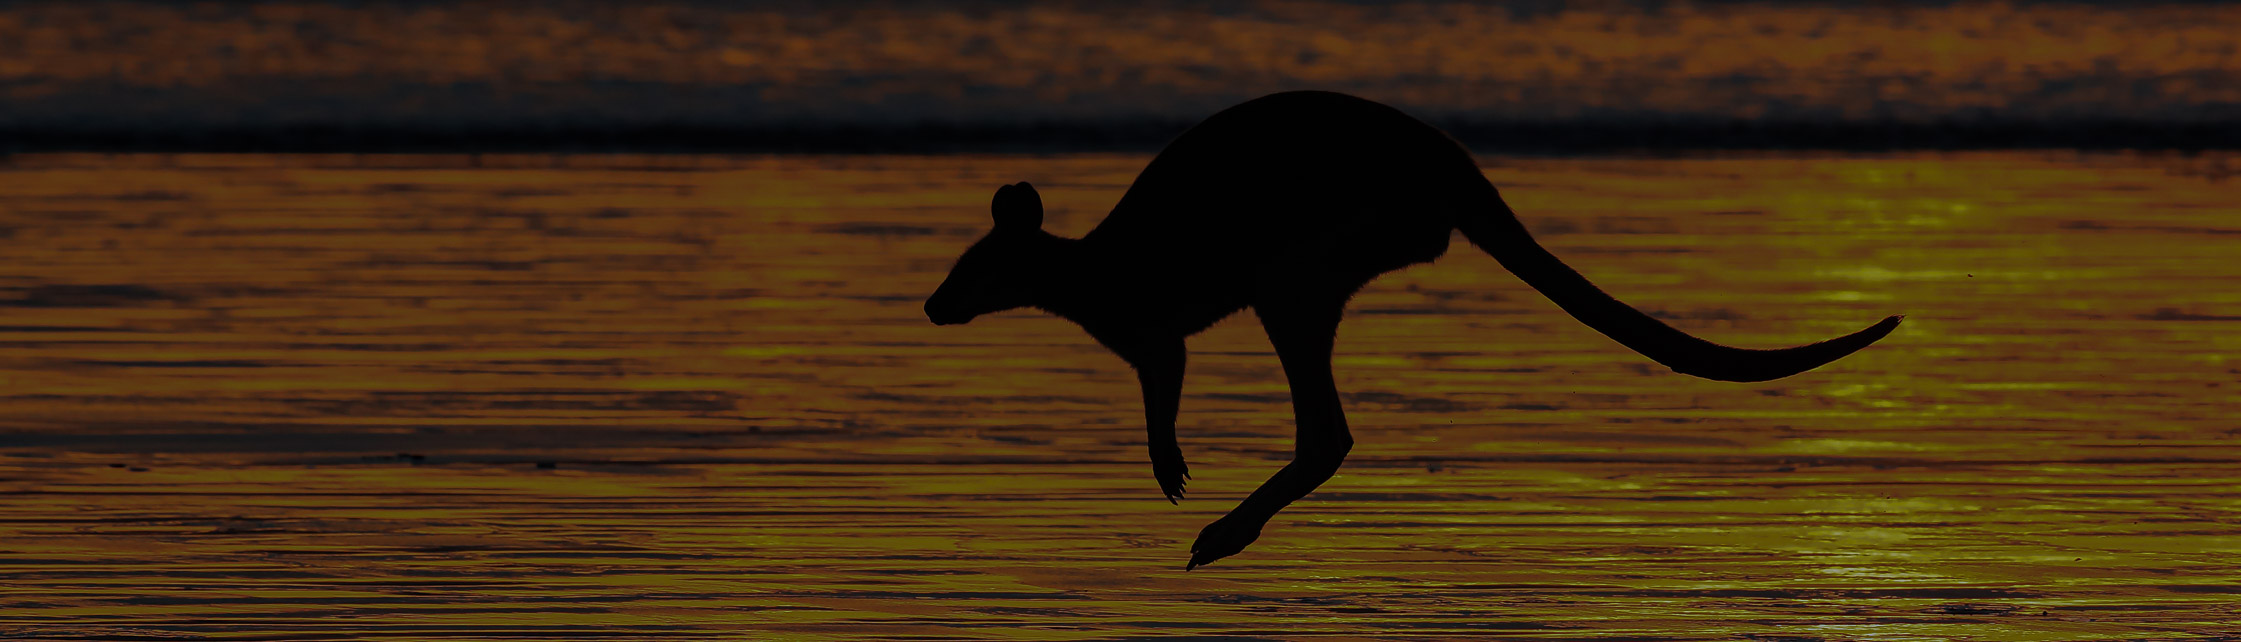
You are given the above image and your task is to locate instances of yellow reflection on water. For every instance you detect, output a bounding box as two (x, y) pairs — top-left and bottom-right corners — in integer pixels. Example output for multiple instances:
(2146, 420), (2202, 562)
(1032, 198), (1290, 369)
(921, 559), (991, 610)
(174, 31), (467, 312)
(0, 152), (2236, 638)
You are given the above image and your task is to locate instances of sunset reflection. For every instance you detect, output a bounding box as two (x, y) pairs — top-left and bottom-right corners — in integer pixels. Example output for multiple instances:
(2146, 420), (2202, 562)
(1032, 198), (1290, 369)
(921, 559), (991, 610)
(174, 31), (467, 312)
(3, 0), (2239, 637)
(2, 152), (2237, 636)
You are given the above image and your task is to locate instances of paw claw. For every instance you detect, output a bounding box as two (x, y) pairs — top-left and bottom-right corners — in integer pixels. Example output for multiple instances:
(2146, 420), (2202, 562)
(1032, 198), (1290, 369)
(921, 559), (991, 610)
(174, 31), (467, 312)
(1151, 453), (1190, 504)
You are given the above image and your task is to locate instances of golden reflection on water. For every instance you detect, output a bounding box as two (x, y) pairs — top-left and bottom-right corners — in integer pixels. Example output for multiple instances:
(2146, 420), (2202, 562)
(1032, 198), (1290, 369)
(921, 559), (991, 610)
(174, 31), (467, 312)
(1, 153), (2237, 639)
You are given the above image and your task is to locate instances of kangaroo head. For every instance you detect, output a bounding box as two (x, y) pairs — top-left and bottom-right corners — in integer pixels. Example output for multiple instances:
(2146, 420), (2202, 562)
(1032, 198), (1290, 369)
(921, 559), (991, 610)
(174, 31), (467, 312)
(926, 182), (1058, 326)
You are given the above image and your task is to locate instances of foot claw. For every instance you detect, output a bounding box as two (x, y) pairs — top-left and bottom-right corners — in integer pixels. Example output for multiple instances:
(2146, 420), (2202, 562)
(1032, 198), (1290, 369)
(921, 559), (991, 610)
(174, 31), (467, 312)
(1186, 515), (1262, 570)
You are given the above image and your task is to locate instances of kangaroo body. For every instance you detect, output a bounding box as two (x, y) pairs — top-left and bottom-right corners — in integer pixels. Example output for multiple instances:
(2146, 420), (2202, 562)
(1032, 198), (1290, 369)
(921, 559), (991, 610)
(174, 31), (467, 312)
(925, 91), (1900, 569)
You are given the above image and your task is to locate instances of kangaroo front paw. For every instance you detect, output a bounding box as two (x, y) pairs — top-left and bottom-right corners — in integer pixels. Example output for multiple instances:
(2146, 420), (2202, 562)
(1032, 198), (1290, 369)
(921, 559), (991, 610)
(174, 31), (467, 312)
(1186, 515), (1262, 570)
(1151, 449), (1191, 504)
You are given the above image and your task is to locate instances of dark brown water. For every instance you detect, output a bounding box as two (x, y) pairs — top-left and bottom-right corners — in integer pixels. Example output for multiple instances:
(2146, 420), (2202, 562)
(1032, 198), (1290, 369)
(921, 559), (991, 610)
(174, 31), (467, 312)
(2, 153), (2237, 639)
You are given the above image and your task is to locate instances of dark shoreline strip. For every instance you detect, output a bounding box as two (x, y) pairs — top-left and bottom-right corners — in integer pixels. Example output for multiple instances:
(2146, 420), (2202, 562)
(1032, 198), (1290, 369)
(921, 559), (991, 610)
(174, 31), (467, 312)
(7, 119), (2241, 155)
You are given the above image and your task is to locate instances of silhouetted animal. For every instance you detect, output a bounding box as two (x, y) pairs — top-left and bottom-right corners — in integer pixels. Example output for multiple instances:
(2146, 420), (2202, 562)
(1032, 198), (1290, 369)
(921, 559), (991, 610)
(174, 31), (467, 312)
(925, 91), (1900, 569)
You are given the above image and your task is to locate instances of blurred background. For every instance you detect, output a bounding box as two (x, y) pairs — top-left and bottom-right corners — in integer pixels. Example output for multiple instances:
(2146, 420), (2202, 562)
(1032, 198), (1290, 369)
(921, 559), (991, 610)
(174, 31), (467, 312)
(4, 0), (2239, 152)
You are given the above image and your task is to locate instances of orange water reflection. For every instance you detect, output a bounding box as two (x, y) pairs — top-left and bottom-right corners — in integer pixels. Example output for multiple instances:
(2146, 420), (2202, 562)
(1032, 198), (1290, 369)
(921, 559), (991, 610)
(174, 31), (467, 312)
(0, 152), (2236, 638)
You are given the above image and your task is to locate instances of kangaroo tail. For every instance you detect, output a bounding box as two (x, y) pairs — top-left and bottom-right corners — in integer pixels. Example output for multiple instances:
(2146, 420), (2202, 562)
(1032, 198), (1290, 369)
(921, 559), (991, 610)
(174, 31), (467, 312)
(1452, 177), (1899, 383)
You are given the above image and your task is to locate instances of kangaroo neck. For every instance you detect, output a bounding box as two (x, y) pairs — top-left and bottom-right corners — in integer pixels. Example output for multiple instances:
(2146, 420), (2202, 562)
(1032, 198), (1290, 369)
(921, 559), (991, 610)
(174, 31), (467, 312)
(1025, 236), (1134, 332)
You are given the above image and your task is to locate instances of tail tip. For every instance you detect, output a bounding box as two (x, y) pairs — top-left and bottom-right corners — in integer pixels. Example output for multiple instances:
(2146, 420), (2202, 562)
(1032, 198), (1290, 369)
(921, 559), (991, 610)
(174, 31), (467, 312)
(1850, 314), (1904, 348)
(1873, 314), (1909, 334)
(1871, 314), (1905, 336)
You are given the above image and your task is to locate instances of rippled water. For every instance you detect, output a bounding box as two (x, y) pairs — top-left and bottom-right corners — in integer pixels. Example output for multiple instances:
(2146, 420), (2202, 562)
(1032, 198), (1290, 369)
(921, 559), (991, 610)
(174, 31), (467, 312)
(1, 152), (2237, 639)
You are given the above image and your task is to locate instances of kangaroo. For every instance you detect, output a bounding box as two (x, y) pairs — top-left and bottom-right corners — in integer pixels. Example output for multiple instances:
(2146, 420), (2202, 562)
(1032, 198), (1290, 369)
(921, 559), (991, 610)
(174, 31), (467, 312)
(924, 91), (1900, 569)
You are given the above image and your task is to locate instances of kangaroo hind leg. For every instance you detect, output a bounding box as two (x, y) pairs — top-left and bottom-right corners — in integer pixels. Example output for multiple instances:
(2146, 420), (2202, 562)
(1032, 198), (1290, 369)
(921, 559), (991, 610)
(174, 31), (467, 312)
(1187, 291), (1355, 569)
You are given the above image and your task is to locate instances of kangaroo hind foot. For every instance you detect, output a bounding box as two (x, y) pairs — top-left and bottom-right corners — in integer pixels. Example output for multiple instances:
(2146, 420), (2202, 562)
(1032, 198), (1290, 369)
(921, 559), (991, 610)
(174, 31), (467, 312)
(1189, 294), (1354, 569)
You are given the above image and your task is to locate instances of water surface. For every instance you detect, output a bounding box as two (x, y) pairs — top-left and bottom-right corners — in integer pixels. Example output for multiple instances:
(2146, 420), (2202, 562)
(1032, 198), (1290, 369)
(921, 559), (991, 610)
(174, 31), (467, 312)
(1, 152), (2237, 639)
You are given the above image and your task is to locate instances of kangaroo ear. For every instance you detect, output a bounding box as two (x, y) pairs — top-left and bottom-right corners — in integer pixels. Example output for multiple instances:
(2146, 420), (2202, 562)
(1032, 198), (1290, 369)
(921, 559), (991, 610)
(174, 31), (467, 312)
(991, 181), (1043, 230)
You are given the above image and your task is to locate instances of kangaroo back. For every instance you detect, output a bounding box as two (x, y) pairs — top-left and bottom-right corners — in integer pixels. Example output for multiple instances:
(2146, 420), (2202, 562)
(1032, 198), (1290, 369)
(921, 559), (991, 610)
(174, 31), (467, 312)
(1452, 177), (1900, 382)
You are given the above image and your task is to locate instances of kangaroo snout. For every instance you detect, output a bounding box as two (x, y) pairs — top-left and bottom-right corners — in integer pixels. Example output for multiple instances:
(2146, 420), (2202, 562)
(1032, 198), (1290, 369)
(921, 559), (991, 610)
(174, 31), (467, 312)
(925, 300), (971, 326)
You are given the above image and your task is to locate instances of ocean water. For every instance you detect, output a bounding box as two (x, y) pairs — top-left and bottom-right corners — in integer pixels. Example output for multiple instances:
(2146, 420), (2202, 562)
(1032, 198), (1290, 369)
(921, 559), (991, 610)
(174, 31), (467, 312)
(0, 152), (2237, 639)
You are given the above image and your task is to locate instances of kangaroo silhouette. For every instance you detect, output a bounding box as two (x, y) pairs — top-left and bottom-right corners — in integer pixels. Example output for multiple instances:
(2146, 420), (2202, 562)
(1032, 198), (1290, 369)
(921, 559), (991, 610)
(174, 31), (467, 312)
(924, 91), (1901, 569)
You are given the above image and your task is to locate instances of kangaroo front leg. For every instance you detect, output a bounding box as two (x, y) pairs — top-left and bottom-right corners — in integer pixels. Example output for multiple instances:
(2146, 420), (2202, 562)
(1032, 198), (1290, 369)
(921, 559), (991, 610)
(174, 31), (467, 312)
(1130, 338), (1189, 504)
(1188, 303), (1352, 569)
